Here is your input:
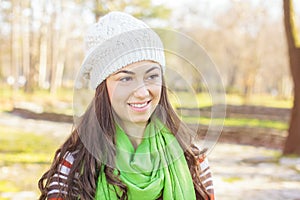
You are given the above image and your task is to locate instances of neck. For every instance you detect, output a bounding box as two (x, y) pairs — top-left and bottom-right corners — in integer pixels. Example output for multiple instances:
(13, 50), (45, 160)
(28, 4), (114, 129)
(117, 119), (148, 149)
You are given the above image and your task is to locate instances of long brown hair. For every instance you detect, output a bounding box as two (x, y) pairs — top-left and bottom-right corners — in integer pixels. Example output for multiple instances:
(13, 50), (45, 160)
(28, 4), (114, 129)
(38, 78), (211, 200)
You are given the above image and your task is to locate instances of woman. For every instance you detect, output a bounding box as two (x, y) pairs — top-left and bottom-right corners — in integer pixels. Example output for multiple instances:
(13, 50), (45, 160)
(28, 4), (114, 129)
(38, 11), (214, 200)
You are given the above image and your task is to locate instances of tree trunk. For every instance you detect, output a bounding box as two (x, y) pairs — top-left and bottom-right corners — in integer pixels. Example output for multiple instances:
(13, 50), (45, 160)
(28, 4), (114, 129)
(39, 27), (48, 88)
(22, 0), (32, 92)
(50, 0), (66, 94)
(38, 2), (48, 89)
(283, 0), (300, 155)
(49, 8), (58, 94)
(11, 0), (21, 91)
(26, 0), (40, 93)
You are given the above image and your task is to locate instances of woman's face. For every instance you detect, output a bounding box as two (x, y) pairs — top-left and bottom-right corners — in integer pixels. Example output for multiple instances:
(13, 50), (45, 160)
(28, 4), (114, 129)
(106, 60), (162, 127)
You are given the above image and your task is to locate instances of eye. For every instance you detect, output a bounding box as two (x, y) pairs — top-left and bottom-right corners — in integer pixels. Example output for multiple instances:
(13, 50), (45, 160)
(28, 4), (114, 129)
(119, 76), (133, 82)
(147, 74), (160, 80)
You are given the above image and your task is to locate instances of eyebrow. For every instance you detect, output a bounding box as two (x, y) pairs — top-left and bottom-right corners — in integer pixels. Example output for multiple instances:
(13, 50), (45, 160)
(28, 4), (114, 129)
(114, 70), (135, 75)
(146, 66), (160, 74)
(114, 66), (160, 75)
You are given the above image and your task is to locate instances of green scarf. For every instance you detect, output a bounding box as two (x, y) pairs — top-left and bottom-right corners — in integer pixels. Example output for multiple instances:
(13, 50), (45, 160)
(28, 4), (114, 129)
(95, 120), (196, 200)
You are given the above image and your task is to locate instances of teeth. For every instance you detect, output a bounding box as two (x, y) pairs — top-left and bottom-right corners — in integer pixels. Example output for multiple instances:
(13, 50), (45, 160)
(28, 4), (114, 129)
(130, 102), (148, 108)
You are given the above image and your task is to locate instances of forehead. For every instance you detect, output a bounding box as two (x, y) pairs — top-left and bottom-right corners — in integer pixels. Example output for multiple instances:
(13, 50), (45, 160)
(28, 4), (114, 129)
(118, 60), (161, 72)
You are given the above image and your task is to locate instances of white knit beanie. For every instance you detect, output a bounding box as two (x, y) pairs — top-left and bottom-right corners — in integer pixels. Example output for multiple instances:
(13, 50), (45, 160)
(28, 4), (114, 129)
(78, 11), (166, 89)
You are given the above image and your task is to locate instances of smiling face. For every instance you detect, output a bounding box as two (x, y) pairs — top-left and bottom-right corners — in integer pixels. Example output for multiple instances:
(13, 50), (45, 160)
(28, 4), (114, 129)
(106, 60), (162, 127)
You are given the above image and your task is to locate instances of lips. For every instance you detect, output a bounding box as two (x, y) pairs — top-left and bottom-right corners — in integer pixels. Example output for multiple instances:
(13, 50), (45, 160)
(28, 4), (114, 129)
(128, 100), (151, 111)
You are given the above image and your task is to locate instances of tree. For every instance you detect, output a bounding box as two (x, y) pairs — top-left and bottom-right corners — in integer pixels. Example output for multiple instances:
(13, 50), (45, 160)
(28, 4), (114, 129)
(183, 0), (291, 98)
(283, 0), (300, 155)
(11, 0), (21, 91)
(92, 0), (171, 21)
(21, 0), (32, 92)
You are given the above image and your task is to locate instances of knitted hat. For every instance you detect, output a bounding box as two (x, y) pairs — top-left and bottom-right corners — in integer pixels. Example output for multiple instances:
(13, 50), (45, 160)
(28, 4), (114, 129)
(78, 11), (166, 89)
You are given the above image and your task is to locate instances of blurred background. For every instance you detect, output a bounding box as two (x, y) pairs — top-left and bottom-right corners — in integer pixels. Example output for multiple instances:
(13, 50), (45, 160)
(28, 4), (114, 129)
(0, 0), (300, 199)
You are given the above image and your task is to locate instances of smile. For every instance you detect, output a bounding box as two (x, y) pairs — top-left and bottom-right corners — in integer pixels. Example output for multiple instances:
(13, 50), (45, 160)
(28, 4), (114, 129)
(128, 100), (151, 110)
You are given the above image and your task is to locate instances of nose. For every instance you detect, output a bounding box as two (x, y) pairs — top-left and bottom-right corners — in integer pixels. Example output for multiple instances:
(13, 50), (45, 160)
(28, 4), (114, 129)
(134, 83), (150, 99)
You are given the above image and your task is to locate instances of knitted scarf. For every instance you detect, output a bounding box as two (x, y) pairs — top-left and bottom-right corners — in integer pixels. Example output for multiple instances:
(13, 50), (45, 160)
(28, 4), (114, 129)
(95, 119), (196, 200)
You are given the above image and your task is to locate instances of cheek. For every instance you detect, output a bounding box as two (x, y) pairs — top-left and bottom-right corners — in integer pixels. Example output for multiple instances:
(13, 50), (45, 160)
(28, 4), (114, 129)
(106, 80), (123, 98)
(152, 85), (162, 101)
(106, 80), (123, 108)
(106, 82), (114, 103)
(106, 83), (130, 108)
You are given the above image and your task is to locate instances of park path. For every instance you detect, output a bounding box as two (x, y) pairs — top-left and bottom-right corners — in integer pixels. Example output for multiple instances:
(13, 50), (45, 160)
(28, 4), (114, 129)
(210, 143), (300, 200)
(0, 111), (72, 139)
(0, 112), (300, 199)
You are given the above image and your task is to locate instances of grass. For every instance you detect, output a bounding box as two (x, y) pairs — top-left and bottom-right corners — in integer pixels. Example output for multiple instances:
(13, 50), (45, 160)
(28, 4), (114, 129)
(0, 181), (19, 193)
(1, 153), (53, 165)
(0, 125), (60, 197)
(169, 91), (292, 109)
(169, 92), (213, 108)
(225, 93), (293, 108)
(170, 92), (290, 131)
(182, 116), (288, 131)
(222, 176), (243, 183)
(0, 85), (74, 114)
(0, 126), (58, 157)
(0, 125), (60, 165)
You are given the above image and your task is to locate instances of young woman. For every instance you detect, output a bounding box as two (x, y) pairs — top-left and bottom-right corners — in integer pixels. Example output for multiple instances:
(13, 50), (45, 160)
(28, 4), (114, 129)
(38, 11), (214, 200)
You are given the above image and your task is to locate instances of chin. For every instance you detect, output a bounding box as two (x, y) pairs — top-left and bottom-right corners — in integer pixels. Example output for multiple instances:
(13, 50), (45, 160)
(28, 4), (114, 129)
(129, 116), (151, 125)
(132, 118), (150, 124)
